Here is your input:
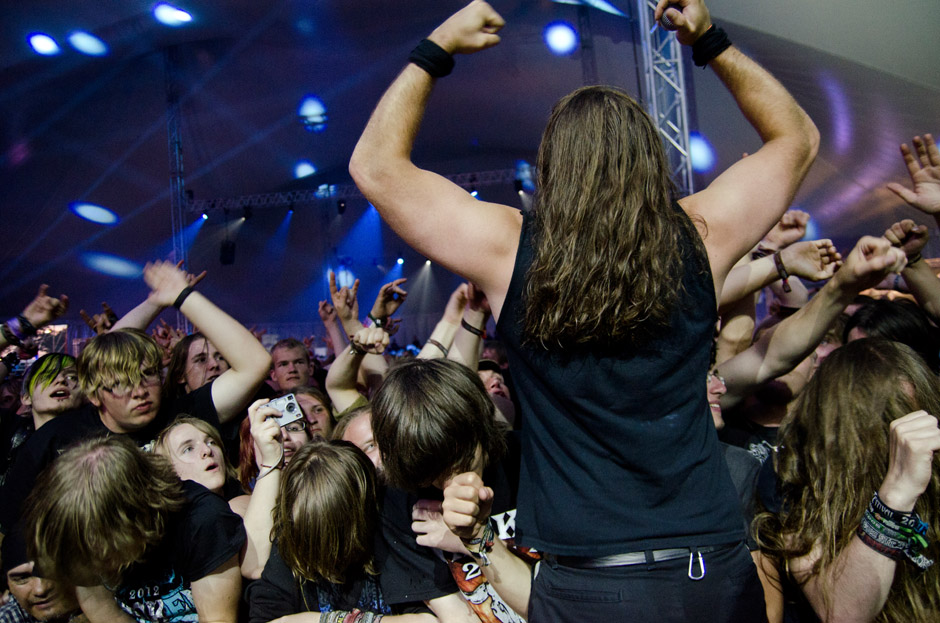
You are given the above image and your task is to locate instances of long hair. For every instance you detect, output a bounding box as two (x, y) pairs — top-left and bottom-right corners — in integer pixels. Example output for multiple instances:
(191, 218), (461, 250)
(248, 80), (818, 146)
(154, 416), (237, 483)
(273, 441), (378, 585)
(238, 415), (259, 492)
(371, 358), (506, 490)
(523, 85), (705, 349)
(162, 332), (205, 402)
(24, 436), (185, 586)
(754, 339), (940, 622)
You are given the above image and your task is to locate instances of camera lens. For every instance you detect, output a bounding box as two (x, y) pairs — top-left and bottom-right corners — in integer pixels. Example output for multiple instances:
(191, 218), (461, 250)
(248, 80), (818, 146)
(286, 402), (295, 412)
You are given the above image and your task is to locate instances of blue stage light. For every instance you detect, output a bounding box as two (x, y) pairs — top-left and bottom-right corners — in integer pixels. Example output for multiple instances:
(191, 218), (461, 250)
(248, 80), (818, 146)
(70, 201), (119, 225)
(689, 132), (716, 173)
(201, 213), (208, 220)
(28, 33), (60, 56)
(67, 31), (108, 56)
(82, 253), (142, 278)
(294, 160), (316, 178)
(397, 258), (404, 265)
(544, 22), (578, 56)
(298, 96), (327, 132)
(154, 3), (193, 26)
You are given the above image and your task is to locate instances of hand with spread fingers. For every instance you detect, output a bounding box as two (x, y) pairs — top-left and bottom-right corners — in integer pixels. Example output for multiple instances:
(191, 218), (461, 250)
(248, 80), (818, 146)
(887, 134), (940, 214)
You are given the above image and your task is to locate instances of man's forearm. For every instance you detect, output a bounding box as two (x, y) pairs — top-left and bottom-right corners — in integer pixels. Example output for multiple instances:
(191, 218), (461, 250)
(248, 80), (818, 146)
(902, 260), (940, 322)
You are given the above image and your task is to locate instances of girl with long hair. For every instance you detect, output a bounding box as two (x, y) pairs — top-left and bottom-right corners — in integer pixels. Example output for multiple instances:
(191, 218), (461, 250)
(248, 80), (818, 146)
(755, 338), (940, 622)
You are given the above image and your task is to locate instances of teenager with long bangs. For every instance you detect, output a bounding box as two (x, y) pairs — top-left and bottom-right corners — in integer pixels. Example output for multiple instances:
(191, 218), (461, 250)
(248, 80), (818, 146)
(24, 435), (245, 623)
(350, 0), (819, 618)
(248, 441), (447, 622)
(754, 338), (940, 622)
(0, 260), (270, 545)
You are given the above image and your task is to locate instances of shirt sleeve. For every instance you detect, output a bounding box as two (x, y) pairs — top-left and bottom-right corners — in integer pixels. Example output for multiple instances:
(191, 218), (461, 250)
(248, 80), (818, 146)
(178, 482), (247, 581)
(247, 544), (307, 623)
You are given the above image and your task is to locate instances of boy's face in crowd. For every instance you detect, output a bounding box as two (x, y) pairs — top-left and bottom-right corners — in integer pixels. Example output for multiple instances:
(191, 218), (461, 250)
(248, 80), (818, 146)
(182, 337), (229, 393)
(342, 412), (381, 469)
(7, 562), (79, 622)
(90, 366), (162, 433)
(270, 346), (311, 390)
(296, 393), (332, 439)
(164, 423), (226, 493)
(23, 367), (83, 416)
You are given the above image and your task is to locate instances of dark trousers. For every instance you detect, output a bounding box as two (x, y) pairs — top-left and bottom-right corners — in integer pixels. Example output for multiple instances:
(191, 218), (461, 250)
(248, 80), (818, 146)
(528, 542), (767, 622)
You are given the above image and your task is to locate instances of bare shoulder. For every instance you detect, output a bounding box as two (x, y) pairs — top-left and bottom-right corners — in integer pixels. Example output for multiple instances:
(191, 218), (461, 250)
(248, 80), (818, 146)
(228, 493), (250, 517)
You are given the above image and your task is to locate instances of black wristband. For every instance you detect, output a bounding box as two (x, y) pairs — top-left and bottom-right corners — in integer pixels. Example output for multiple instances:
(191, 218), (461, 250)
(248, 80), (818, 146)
(461, 318), (484, 337)
(692, 24), (732, 67)
(409, 39), (455, 78)
(1, 323), (22, 348)
(173, 286), (194, 309)
(368, 313), (386, 328)
(16, 315), (37, 337)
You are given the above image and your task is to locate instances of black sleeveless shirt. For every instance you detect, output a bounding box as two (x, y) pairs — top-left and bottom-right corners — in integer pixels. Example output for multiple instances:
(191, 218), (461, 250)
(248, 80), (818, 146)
(496, 208), (745, 555)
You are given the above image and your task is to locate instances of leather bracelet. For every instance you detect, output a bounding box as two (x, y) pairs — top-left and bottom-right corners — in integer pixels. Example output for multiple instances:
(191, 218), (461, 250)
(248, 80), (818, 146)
(426, 338), (449, 357)
(907, 253), (923, 266)
(368, 312), (385, 328)
(460, 318), (484, 337)
(773, 251), (792, 293)
(173, 286), (194, 309)
(16, 315), (37, 336)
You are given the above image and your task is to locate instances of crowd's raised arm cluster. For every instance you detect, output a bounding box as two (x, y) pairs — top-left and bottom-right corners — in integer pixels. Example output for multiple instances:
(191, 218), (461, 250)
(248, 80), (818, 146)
(1, 1), (938, 622)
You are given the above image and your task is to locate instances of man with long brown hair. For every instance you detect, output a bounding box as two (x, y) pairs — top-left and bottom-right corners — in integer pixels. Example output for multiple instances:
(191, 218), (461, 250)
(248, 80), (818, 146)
(350, 0), (819, 619)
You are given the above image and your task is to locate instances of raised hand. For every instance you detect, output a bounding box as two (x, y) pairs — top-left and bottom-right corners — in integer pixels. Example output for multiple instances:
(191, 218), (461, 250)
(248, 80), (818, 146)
(654, 0), (713, 46)
(20, 284), (69, 328)
(351, 326), (389, 355)
(317, 300), (336, 325)
(887, 134), (940, 214)
(247, 399), (284, 468)
(442, 471), (494, 542)
(412, 499), (469, 554)
(878, 410), (940, 512)
(763, 209), (810, 250)
(467, 282), (491, 315)
(779, 239), (841, 282)
(428, 0), (505, 55)
(143, 260), (191, 308)
(443, 283), (470, 325)
(833, 235), (907, 293)
(370, 278), (408, 321)
(384, 317), (402, 337)
(884, 219), (929, 260)
(79, 303), (115, 335)
(328, 270), (360, 324)
(175, 259), (208, 288)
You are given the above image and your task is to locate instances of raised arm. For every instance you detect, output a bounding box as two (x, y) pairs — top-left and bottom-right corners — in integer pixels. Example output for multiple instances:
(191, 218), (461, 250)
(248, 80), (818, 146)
(418, 284), (467, 360)
(717, 236), (905, 409)
(883, 219), (940, 321)
(658, 0), (820, 286)
(887, 134), (940, 230)
(143, 261), (271, 423)
(719, 239), (840, 310)
(349, 1), (520, 315)
(112, 263), (206, 333)
(443, 472), (533, 617)
(324, 326), (388, 413)
(0, 285), (68, 351)
(448, 283), (490, 369)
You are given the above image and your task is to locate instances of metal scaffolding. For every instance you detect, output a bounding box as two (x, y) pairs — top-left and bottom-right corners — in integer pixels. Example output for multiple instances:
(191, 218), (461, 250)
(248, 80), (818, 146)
(635, 0), (694, 196)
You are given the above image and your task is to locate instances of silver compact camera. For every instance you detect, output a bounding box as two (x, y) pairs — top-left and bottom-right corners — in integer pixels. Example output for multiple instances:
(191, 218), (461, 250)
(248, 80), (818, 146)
(266, 393), (304, 427)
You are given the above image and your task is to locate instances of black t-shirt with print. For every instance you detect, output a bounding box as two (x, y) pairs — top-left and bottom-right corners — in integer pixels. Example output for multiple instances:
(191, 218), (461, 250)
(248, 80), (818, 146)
(114, 480), (245, 623)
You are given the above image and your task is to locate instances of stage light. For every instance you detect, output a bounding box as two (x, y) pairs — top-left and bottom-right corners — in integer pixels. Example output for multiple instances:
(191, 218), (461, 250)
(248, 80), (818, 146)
(544, 22), (578, 56)
(28, 33), (60, 55)
(69, 201), (119, 225)
(397, 258), (404, 265)
(294, 160), (316, 178)
(82, 253), (142, 278)
(298, 95), (327, 132)
(425, 260), (431, 266)
(470, 189), (479, 198)
(201, 213), (208, 220)
(153, 3), (193, 26)
(551, 0), (626, 17)
(336, 268), (355, 289)
(337, 199), (346, 215)
(689, 132), (716, 173)
(67, 31), (108, 56)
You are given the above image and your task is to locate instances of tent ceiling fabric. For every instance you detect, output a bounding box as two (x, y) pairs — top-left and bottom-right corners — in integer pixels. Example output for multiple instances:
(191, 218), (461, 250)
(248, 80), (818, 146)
(1, 1), (938, 327)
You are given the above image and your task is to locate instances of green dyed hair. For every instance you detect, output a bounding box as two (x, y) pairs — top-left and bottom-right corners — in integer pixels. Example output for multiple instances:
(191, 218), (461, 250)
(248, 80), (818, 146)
(22, 353), (76, 398)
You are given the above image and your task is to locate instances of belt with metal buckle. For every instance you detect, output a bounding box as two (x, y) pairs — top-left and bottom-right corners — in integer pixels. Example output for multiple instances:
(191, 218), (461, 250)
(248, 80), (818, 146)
(548, 543), (728, 569)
